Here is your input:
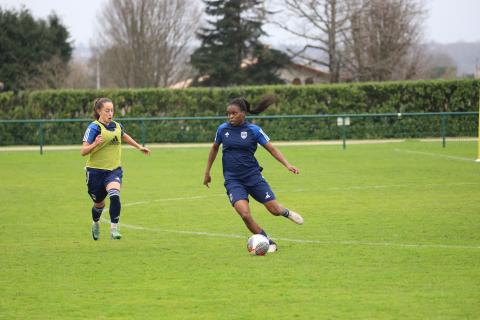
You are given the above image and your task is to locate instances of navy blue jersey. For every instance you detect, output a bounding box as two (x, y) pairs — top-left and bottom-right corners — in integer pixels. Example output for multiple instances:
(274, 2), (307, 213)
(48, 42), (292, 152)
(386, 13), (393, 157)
(83, 121), (124, 143)
(214, 121), (270, 181)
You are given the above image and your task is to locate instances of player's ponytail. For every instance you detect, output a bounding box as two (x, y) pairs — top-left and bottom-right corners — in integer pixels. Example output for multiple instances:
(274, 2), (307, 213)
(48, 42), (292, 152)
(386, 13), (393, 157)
(229, 94), (277, 115)
(92, 97), (112, 120)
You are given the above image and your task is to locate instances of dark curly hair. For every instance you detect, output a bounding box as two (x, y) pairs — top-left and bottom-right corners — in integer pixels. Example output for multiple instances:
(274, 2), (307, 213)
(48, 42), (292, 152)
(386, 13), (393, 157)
(229, 94), (277, 115)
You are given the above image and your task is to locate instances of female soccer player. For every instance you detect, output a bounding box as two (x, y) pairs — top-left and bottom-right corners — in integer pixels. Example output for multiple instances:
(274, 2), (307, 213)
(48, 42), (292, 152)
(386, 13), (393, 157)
(203, 95), (304, 252)
(81, 98), (150, 240)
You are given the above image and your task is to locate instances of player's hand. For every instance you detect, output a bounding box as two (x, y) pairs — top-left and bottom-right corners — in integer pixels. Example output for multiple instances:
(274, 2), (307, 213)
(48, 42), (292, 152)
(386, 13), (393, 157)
(94, 135), (103, 146)
(203, 173), (211, 188)
(139, 146), (150, 155)
(287, 164), (300, 174)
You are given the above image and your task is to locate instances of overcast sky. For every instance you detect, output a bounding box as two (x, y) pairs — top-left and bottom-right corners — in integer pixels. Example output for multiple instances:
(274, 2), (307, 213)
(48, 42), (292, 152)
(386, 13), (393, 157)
(1, 0), (479, 49)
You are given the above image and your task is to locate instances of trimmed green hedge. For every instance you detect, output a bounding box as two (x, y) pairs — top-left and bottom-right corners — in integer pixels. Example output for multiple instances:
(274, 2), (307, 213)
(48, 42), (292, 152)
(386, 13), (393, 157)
(0, 79), (479, 145)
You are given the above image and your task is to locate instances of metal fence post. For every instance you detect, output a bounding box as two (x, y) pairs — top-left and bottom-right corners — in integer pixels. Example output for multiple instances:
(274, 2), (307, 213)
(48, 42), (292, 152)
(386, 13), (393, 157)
(39, 122), (44, 155)
(342, 117), (347, 150)
(141, 120), (146, 146)
(440, 114), (446, 148)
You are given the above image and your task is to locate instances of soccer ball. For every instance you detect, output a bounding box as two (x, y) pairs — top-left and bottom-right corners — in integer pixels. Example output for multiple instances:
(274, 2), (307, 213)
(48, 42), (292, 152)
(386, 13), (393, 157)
(247, 234), (270, 256)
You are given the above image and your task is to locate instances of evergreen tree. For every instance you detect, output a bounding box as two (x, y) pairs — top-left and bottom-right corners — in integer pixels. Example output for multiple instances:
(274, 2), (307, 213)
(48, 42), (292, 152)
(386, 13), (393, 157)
(191, 0), (289, 86)
(0, 7), (72, 90)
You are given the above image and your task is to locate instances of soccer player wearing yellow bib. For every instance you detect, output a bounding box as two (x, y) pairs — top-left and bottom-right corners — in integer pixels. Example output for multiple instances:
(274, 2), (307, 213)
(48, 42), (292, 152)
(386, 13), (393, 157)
(81, 98), (150, 240)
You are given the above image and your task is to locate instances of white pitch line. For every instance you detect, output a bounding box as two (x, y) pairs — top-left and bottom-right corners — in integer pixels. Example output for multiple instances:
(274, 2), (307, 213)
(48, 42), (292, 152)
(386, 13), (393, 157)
(394, 148), (474, 162)
(153, 195), (211, 202)
(99, 218), (480, 250)
(274, 237), (480, 250)
(122, 195), (224, 207)
(123, 201), (150, 207)
(100, 217), (243, 239)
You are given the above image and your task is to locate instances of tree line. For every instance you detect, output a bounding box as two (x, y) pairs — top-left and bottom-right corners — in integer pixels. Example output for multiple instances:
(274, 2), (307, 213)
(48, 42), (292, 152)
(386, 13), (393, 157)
(0, 0), (462, 91)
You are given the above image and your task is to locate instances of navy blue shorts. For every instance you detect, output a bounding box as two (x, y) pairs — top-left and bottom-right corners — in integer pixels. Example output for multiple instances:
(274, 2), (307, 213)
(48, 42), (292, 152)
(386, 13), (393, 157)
(86, 167), (123, 203)
(225, 178), (276, 206)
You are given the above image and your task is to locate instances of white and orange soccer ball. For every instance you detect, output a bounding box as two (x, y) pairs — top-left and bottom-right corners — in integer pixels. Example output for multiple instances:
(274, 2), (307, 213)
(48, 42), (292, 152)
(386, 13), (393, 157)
(247, 234), (270, 256)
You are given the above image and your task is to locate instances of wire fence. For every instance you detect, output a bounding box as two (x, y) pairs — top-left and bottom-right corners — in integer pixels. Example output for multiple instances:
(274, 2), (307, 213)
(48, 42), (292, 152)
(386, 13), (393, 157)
(0, 112), (477, 154)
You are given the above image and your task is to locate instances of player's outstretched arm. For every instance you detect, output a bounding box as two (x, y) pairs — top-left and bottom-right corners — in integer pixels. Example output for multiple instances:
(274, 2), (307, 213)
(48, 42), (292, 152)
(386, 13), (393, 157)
(204, 143), (220, 188)
(263, 142), (299, 174)
(122, 133), (150, 155)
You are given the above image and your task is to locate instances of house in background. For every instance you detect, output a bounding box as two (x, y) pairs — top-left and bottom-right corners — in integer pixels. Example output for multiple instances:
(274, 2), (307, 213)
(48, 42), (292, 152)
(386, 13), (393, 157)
(169, 60), (330, 89)
(278, 62), (329, 85)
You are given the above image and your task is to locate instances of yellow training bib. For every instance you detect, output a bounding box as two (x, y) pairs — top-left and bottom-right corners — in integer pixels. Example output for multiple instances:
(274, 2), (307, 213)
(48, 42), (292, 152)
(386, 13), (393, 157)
(86, 120), (122, 170)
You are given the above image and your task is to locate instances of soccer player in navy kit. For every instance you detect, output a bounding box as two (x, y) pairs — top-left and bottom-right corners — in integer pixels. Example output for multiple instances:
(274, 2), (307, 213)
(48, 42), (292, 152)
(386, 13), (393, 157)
(81, 98), (150, 240)
(203, 96), (304, 253)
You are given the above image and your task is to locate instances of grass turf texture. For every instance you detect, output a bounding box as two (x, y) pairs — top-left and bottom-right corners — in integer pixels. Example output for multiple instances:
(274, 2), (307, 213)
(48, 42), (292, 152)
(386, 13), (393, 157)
(1, 141), (479, 319)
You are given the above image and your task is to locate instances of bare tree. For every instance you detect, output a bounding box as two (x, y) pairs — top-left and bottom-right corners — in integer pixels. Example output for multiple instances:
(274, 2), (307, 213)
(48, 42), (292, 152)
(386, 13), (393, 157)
(272, 0), (352, 83)
(63, 57), (97, 89)
(95, 0), (201, 88)
(342, 0), (425, 81)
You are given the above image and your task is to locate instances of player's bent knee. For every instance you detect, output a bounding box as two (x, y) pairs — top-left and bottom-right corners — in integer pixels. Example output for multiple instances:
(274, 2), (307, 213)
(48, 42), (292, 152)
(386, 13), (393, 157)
(94, 200), (105, 208)
(106, 182), (121, 191)
(265, 201), (283, 215)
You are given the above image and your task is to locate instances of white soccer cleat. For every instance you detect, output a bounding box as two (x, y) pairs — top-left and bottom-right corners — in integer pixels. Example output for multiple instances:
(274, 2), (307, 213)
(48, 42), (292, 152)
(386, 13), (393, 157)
(288, 210), (304, 225)
(110, 227), (122, 240)
(92, 221), (100, 240)
(268, 243), (277, 253)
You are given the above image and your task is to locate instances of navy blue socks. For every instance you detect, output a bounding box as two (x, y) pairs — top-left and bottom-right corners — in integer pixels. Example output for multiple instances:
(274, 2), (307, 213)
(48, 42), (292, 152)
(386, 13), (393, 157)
(92, 206), (104, 222)
(108, 188), (121, 224)
(260, 229), (275, 245)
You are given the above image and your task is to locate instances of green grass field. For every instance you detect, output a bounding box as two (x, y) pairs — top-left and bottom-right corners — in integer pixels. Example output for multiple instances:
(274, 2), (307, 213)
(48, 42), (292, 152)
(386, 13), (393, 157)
(1, 140), (479, 319)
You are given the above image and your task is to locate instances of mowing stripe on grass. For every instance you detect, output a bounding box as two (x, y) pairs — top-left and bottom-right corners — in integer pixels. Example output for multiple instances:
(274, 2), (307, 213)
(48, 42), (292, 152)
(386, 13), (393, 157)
(288, 181), (480, 193)
(121, 181), (480, 208)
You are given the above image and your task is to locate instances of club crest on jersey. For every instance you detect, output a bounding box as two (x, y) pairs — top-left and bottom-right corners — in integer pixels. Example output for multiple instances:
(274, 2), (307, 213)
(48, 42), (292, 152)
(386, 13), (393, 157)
(241, 131), (247, 139)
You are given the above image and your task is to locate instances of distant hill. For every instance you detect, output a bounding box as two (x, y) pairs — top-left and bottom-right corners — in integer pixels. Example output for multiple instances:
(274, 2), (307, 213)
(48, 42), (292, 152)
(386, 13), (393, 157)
(426, 42), (480, 76)
(273, 41), (480, 77)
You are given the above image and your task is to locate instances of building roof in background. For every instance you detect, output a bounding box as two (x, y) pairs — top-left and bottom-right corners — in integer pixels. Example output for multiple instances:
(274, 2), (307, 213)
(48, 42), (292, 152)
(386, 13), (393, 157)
(169, 61), (329, 89)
